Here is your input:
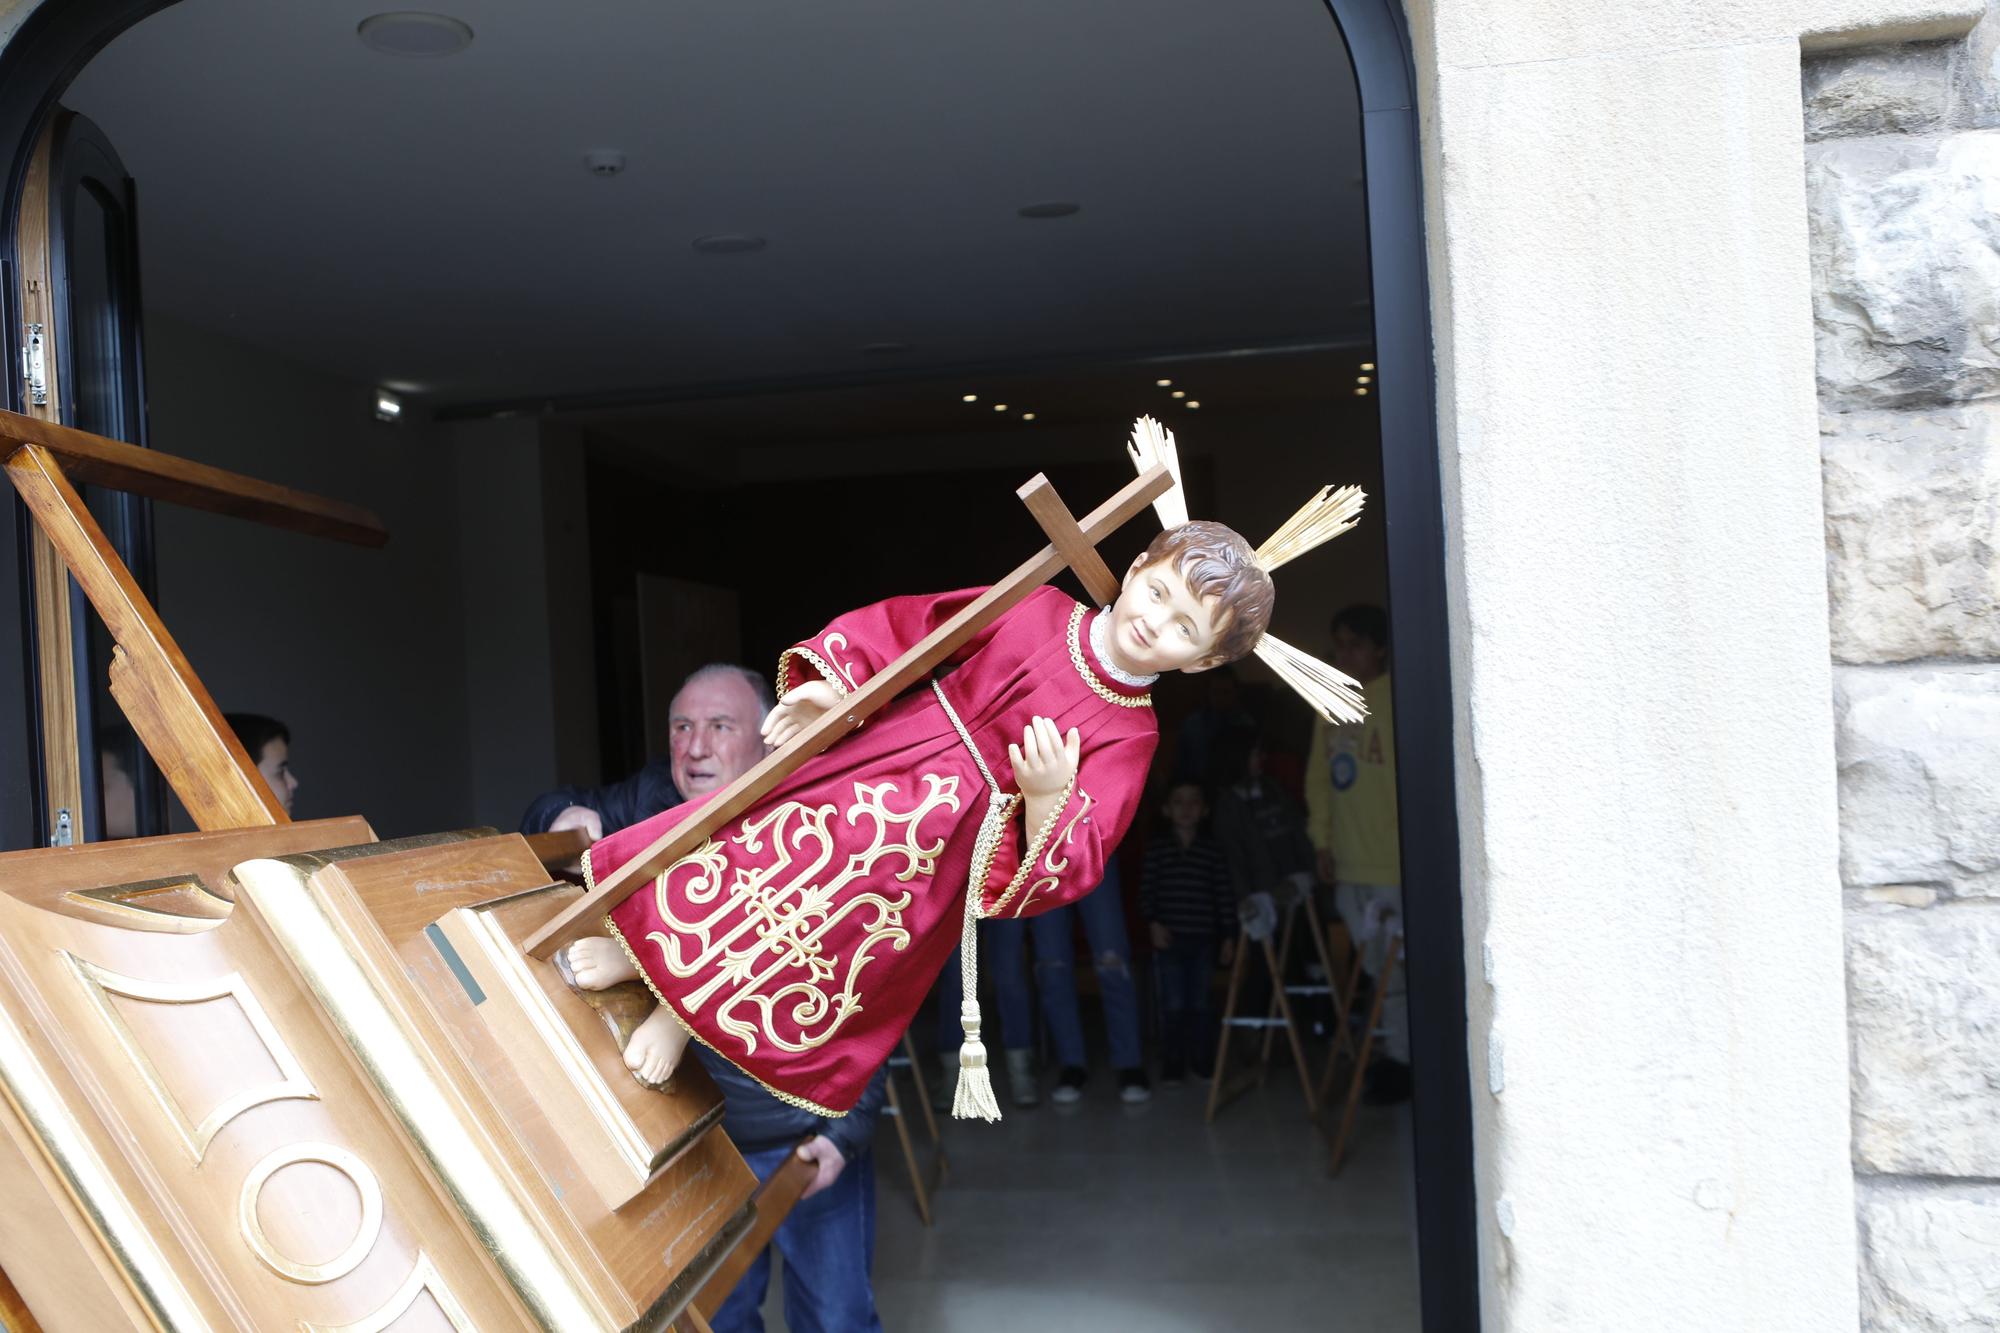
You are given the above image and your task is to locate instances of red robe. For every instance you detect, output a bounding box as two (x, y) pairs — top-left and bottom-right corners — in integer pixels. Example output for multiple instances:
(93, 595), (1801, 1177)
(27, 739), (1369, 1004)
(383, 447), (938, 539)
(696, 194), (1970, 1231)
(587, 585), (1158, 1115)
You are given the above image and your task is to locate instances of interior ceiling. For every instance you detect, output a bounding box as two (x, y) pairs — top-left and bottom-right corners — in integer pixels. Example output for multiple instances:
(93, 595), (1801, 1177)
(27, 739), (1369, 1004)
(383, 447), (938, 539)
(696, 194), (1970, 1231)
(65, 0), (1368, 411)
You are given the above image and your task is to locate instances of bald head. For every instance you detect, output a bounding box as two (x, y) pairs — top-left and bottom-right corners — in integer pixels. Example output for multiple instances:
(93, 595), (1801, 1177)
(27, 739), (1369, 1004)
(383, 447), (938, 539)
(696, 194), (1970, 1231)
(668, 664), (771, 797)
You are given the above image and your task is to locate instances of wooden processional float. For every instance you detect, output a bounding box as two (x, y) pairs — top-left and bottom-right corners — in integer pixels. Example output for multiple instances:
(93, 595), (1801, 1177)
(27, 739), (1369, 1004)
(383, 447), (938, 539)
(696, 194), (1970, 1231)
(0, 408), (1170, 1332)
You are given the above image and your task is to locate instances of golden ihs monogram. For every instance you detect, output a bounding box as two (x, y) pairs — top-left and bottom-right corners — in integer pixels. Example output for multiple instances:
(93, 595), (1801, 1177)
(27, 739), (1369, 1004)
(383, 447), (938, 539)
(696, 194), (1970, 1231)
(644, 775), (961, 1055)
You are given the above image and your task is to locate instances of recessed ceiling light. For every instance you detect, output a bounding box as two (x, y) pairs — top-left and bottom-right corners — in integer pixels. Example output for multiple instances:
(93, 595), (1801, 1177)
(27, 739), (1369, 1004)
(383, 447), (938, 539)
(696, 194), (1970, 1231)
(693, 233), (766, 254)
(1354, 387), (1371, 397)
(1185, 401), (1200, 409)
(1171, 390), (1186, 399)
(1360, 362), (1376, 371)
(993, 403), (1009, 412)
(1022, 412), (1037, 421)
(1018, 202), (1081, 219)
(358, 12), (474, 56)
(374, 389), (404, 421)
(862, 342), (908, 355)
(1357, 376), (1373, 384)
(1156, 378), (1173, 388)
(962, 393), (978, 403)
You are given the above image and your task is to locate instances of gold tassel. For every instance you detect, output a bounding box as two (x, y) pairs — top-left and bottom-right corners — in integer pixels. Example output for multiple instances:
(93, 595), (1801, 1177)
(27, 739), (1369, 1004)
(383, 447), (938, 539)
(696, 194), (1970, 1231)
(1253, 633), (1369, 725)
(951, 889), (1002, 1122)
(1125, 415), (1190, 531)
(1254, 485), (1366, 572)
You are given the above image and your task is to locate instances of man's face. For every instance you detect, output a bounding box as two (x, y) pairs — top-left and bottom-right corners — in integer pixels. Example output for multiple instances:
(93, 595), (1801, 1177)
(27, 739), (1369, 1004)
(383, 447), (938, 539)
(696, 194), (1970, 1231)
(256, 737), (298, 815)
(1107, 558), (1222, 676)
(669, 673), (767, 797)
(1330, 624), (1387, 684)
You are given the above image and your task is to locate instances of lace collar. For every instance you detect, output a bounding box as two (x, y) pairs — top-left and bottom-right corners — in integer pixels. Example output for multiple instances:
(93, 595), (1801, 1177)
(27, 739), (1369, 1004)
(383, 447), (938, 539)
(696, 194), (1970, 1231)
(1090, 606), (1160, 688)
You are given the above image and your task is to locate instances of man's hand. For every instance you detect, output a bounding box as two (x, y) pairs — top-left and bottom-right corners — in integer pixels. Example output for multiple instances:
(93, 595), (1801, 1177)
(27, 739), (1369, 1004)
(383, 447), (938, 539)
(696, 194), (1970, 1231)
(1008, 716), (1080, 799)
(1149, 922), (1172, 950)
(550, 805), (604, 842)
(795, 1134), (847, 1199)
(1316, 846), (1338, 886)
(762, 681), (842, 749)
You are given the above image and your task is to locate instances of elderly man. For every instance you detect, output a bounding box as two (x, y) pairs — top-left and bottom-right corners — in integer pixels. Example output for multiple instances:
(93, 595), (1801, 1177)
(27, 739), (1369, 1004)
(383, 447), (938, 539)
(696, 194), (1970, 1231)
(521, 663), (888, 1333)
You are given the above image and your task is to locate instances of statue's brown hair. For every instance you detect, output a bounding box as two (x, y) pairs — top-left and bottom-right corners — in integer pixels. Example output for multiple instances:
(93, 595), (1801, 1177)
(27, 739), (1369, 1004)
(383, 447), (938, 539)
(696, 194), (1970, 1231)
(1138, 520), (1274, 665)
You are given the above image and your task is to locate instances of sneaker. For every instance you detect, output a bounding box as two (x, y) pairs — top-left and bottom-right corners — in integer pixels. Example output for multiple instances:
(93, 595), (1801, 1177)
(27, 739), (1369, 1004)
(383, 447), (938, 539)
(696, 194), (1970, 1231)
(1363, 1058), (1413, 1106)
(1005, 1048), (1040, 1109)
(1117, 1068), (1152, 1104)
(1051, 1066), (1088, 1104)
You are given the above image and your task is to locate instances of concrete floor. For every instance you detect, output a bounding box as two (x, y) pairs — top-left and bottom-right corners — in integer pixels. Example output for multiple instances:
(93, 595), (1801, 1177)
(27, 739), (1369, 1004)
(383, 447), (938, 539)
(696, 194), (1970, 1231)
(758, 1060), (1422, 1331)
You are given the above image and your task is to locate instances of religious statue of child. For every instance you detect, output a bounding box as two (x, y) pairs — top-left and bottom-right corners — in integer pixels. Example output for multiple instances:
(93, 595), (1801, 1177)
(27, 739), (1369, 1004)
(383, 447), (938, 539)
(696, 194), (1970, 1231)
(563, 423), (1366, 1122)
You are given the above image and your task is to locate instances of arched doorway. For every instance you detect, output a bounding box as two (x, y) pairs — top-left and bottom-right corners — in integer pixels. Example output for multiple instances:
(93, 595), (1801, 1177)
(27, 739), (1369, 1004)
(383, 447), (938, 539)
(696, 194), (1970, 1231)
(0, 1), (1475, 1326)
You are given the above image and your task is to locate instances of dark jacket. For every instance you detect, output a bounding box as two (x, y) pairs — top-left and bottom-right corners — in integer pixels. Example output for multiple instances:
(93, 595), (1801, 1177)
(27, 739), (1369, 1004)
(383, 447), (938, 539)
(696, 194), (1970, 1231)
(1213, 779), (1316, 900)
(518, 759), (681, 836)
(696, 1047), (888, 1161)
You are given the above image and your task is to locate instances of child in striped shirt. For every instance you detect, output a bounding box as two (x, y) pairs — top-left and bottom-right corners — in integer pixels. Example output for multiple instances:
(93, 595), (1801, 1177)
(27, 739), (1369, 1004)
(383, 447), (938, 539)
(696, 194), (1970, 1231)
(1140, 782), (1237, 1083)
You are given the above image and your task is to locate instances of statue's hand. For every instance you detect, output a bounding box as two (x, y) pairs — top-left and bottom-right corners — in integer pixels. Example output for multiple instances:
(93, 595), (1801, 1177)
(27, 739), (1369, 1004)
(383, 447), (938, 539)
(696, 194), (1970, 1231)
(1008, 716), (1080, 800)
(761, 681), (841, 749)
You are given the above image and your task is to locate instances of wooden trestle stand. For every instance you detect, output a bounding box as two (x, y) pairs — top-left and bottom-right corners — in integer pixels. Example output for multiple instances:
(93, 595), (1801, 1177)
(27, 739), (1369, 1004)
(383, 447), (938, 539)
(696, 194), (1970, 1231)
(0, 409), (1169, 1331)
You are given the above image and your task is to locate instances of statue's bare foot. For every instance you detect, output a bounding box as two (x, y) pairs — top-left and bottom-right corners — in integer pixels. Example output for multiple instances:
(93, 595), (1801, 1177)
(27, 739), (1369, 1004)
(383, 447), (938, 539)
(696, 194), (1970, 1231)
(565, 937), (638, 990)
(624, 1005), (688, 1087)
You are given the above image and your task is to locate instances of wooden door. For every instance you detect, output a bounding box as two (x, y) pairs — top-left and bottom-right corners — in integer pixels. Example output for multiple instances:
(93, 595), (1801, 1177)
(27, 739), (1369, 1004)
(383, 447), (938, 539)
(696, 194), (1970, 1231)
(16, 108), (164, 844)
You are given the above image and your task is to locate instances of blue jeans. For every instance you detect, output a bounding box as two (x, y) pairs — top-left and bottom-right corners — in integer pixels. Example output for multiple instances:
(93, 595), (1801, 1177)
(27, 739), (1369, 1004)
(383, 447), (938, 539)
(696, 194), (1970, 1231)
(1030, 861), (1142, 1071)
(934, 916), (1033, 1053)
(1154, 933), (1219, 1072)
(709, 1146), (883, 1333)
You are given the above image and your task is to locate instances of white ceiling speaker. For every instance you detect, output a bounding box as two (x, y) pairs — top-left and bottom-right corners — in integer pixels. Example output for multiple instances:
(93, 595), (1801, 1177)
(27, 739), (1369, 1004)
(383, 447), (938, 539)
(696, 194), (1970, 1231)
(585, 150), (627, 177)
(357, 12), (475, 57)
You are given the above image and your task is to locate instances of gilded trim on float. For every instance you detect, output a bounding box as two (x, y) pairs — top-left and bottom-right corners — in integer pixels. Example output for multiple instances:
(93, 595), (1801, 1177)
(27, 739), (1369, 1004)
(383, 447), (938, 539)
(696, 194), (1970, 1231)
(238, 1142), (383, 1284)
(302, 1252), (475, 1333)
(61, 954), (319, 1161)
(230, 856), (608, 1331)
(66, 875), (233, 932)
(459, 907), (655, 1179)
(0, 990), (208, 1330)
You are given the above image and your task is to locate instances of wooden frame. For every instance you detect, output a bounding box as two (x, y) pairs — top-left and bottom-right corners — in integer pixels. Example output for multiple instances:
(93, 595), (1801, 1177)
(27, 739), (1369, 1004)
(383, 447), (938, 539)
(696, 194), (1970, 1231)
(0, 414), (388, 831)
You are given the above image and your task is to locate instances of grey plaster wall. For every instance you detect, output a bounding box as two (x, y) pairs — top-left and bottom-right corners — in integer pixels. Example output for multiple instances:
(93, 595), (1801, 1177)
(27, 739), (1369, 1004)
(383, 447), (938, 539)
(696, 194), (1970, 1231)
(1806, 16), (2000, 1326)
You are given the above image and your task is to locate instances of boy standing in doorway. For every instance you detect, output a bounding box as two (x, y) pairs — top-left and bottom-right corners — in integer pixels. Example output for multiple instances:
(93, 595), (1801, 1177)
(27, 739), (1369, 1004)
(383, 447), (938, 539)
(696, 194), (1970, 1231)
(1141, 782), (1237, 1085)
(1306, 605), (1409, 1104)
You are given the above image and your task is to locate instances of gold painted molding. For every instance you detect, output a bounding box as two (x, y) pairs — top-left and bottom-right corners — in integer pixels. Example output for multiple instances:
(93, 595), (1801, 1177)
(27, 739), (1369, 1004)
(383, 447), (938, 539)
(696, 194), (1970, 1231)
(237, 1143), (383, 1285)
(61, 954), (319, 1162)
(230, 856), (609, 1330)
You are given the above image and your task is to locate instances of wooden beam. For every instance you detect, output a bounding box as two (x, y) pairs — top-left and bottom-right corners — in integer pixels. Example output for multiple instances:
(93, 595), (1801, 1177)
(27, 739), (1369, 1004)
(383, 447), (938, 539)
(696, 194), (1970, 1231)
(6, 444), (287, 829)
(522, 463), (1171, 959)
(0, 410), (388, 548)
(690, 1149), (815, 1321)
(1017, 473), (1121, 606)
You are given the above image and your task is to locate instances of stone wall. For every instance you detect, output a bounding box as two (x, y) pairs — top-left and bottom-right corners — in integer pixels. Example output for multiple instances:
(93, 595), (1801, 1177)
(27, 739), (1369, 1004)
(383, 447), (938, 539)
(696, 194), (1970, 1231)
(1806, 16), (2000, 1329)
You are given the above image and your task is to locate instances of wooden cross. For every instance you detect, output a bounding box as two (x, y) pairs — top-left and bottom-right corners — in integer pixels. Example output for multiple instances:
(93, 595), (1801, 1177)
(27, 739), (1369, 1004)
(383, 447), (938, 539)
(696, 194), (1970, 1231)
(521, 463), (1171, 959)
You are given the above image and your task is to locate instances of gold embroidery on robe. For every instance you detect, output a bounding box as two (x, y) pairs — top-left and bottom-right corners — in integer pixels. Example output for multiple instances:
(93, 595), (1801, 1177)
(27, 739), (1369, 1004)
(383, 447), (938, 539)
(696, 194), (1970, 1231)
(643, 775), (961, 1056)
(1010, 787), (1097, 918)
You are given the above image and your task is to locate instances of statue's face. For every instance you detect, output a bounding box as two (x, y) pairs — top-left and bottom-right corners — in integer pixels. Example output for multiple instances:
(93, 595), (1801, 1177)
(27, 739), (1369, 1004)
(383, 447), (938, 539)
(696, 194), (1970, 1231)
(1105, 557), (1222, 676)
